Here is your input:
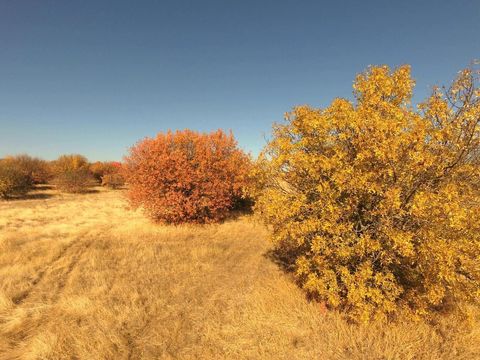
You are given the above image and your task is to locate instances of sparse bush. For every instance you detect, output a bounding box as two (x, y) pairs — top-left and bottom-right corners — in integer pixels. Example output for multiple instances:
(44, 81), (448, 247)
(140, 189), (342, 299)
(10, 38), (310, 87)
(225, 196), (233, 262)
(89, 161), (106, 182)
(90, 161), (122, 183)
(8, 154), (51, 184)
(91, 161), (125, 188)
(0, 159), (33, 199)
(52, 154), (93, 193)
(53, 169), (93, 193)
(53, 154), (89, 173)
(254, 64), (480, 322)
(124, 129), (251, 223)
(101, 173), (125, 189)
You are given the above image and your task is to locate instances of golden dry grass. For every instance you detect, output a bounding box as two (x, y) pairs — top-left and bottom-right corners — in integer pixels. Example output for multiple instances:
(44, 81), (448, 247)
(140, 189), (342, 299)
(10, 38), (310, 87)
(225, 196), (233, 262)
(0, 186), (479, 359)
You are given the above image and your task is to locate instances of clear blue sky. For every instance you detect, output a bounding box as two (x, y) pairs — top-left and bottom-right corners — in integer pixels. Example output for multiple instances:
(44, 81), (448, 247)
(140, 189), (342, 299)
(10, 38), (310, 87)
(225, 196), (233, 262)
(1, 0), (479, 161)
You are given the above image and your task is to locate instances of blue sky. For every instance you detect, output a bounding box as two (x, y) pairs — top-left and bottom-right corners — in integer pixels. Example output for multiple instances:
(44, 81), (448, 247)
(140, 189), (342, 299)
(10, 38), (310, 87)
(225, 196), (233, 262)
(0, 0), (479, 161)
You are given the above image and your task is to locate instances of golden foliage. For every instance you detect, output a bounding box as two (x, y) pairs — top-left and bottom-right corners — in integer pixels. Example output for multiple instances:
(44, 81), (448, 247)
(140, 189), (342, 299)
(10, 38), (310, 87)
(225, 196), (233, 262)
(51, 154), (93, 193)
(254, 64), (480, 322)
(100, 173), (124, 189)
(0, 154), (51, 198)
(2, 154), (51, 184)
(52, 154), (89, 173)
(0, 158), (33, 199)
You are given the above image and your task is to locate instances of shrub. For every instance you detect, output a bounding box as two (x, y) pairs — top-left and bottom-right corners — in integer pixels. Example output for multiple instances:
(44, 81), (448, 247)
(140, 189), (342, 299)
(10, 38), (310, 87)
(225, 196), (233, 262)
(53, 169), (93, 193)
(0, 159), (33, 199)
(30, 159), (52, 184)
(52, 154), (93, 193)
(90, 161), (122, 182)
(101, 173), (125, 189)
(1, 154), (51, 184)
(254, 64), (480, 322)
(53, 154), (89, 173)
(89, 162), (106, 182)
(124, 129), (251, 223)
(90, 161), (125, 188)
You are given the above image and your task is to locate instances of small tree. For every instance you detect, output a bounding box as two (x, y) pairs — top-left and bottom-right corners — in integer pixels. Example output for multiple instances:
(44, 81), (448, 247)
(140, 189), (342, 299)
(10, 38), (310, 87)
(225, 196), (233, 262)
(52, 154), (93, 193)
(124, 129), (250, 224)
(0, 158), (33, 199)
(101, 173), (125, 189)
(6, 154), (51, 184)
(255, 64), (480, 322)
(90, 161), (122, 183)
(53, 154), (89, 173)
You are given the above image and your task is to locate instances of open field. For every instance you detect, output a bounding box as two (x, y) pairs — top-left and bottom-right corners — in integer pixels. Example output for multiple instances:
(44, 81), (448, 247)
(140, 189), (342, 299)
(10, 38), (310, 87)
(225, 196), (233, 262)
(0, 187), (479, 359)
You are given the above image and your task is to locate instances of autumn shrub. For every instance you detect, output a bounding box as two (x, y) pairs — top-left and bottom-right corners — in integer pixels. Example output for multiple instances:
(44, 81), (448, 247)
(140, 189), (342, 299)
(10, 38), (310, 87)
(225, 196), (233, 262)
(52, 154), (94, 193)
(254, 64), (480, 322)
(90, 161), (122, 182)
(124, 129), (250, 223)
(4, 154), (52, 184)
(89, 161), (106, 182)
(101, 173), (125, 189)
(53, 154), (89, 173)
(0, 159), (33, 199)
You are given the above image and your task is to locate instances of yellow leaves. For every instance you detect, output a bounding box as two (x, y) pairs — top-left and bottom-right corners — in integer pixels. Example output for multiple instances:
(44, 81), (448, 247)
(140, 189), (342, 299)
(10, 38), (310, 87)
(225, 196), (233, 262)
(354, 65), (414, 107)
(255, 63), (480, 323)
(384, 229), (415, 258)
(392, 64), (415, 102)
(355, 234), (381, 255)
(336, 263), (402, 323)
(426, 284), (446, 306)
(295, 256), (311, 277)
(410, 191), (429, 217)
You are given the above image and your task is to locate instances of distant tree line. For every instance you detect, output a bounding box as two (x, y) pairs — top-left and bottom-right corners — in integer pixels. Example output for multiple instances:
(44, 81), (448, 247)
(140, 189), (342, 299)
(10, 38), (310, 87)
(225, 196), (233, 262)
(0, 154), (125, 198)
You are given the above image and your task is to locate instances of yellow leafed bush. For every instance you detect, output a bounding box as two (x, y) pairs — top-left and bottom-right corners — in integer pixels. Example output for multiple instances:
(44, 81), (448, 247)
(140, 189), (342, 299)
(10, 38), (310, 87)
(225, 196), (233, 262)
(52, 154), (94, 193)
(0, 158), (33, 199)
(253, 64), (480, 322)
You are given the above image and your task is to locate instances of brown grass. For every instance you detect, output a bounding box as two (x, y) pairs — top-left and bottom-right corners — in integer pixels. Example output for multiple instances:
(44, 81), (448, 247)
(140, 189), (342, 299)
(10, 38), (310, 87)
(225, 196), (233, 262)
(0, 186), (479, 359)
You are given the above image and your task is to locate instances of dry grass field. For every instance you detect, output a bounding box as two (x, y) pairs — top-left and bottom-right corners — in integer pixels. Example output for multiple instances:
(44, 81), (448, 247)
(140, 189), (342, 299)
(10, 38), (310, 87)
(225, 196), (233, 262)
(0, 186), (479, 359)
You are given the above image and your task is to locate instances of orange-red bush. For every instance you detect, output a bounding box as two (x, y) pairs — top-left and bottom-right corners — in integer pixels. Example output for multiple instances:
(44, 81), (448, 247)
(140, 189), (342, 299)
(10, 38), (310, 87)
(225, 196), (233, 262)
(123, 129), (250, 224)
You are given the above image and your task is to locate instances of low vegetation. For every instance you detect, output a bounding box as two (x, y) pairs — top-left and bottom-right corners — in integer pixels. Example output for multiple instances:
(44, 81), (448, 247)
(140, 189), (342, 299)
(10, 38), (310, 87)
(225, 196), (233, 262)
(6, 154), (51, 184)
(50, 155), (94, 193)
(0, 158), (34, 199)
(1, 154), (125, 197)
(89, 161), (123, 184)
(101, 173), (125, 189)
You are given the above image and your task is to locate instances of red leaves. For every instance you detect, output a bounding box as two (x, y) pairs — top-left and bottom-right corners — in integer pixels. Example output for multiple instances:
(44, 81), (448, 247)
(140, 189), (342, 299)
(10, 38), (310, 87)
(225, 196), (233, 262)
(123, 129), (250, 224)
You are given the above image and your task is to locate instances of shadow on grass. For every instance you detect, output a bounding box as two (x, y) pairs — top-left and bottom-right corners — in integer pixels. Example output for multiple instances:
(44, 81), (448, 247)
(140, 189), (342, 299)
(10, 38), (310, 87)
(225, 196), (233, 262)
(1, 192), (55, 201)
(54, 187), (101, 195)
(222, 208), (254, 222)
(78, 188), (100, 194)
(263, 248), (296, 274)
(1, 186), (102, 202)
(20, 192), (56, 200)
(33, 184), (54, 191)
(221, 198), (255, 222)
(263, 247), (328, 309)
